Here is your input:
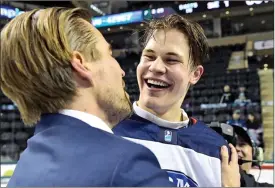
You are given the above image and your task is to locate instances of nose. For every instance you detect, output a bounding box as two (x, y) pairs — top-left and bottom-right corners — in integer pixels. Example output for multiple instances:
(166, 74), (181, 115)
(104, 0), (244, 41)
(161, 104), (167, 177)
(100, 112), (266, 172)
(149, 57), (166, 74)
(121, 68), (125, 77)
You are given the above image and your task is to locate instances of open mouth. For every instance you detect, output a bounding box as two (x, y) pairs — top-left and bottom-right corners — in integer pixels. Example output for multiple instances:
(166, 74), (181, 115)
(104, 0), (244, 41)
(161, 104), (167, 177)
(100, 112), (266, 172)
(145, 79), (171, 89)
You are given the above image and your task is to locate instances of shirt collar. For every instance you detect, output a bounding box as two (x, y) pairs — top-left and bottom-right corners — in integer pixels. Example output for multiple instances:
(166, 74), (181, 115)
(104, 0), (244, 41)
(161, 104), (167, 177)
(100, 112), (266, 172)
(59, 109), (113, 134)
(133, 102), (189, 129)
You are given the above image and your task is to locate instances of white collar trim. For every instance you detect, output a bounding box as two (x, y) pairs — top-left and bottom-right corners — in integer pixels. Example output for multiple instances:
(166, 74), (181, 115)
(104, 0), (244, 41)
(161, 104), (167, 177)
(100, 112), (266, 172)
(133, 102), (189, 129)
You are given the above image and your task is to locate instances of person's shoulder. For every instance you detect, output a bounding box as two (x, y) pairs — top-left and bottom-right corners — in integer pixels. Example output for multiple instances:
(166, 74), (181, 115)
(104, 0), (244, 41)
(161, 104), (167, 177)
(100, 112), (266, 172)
(185, 119), (228, 146)
(37, 114), (147, 155)
(175, 119), (228, 159)
(110, 132), (143, 146)
(115, 113), (151, 128)
(241, 119), (246, 123)
(113, 114), (157, 140)
(227, 119), (234, 123)
(193, 119), (226, 136)
(114, 117), (142, 133)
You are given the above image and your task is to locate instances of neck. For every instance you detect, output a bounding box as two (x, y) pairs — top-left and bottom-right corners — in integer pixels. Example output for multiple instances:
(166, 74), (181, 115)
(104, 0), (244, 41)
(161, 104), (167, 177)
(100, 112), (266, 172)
(66, 94), (113, 129)
(137, 100), (186, 122)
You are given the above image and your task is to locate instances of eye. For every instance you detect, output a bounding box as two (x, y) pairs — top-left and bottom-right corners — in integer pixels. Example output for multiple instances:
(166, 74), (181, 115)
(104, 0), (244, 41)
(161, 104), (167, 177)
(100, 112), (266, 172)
(143, 55), (155, 61)
(167, 59), (178, 62)
(166, 58), (180, 64)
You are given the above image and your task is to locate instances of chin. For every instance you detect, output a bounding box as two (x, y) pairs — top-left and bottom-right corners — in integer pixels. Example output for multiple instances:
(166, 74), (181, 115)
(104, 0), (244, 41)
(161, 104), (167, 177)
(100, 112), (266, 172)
(140, 95), (165, 111)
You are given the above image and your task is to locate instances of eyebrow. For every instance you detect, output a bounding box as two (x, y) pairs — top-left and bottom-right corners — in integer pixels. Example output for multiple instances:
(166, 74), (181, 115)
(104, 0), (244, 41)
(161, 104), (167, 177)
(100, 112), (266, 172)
(166, 52), (183, 59)
(143, 49), (155, 54)
(143, 49), (183, 59)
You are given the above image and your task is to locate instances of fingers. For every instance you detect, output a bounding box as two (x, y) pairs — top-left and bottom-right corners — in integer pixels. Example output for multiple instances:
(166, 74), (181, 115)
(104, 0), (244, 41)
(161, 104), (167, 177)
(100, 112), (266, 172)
(228, 143), (238, 165)
(220, 145), (229, 166)
(220, 144), (240, 187)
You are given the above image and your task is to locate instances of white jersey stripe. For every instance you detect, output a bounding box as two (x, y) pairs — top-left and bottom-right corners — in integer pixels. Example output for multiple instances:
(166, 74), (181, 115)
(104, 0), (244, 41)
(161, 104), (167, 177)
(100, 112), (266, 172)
(125, 137), (222, 187)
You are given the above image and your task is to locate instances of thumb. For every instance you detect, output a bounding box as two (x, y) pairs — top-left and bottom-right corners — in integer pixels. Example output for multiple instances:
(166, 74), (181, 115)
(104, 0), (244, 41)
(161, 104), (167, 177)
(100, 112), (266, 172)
(221, 145), (229, 167)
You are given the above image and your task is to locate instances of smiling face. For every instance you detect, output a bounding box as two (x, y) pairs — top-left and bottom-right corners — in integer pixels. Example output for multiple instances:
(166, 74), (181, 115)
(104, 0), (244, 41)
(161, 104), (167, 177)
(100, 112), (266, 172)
(236, 136), (253, 172)
(137, 29), (204, 117)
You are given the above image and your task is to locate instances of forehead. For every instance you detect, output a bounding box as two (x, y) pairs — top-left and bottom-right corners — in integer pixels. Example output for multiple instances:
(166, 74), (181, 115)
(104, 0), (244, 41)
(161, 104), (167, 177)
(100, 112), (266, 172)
(144, 29), (189, 55)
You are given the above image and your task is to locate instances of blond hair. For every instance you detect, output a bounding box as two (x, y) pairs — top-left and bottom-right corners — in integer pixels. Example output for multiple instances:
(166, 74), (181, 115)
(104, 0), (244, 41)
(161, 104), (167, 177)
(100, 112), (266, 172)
(0, 7), (100, 125)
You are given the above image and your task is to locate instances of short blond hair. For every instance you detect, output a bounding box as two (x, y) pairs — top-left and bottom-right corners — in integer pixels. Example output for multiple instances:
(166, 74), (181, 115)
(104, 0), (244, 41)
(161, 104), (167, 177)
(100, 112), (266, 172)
(0, 7), (100, 125)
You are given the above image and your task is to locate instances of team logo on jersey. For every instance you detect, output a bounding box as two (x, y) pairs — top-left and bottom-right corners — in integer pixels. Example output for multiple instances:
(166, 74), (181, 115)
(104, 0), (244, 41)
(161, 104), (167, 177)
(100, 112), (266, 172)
(167, 170), (198, 187)
(164, 130), (172, 142)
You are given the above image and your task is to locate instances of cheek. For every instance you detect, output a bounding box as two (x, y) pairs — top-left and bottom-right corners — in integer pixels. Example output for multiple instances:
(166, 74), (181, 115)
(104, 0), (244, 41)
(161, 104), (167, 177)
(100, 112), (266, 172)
(248, 147), (253, 158)
(171, 70), (190, 92)
(112, 60), (122, 76)
(136, 63), (145, 83)
(243, 146), (253, 158)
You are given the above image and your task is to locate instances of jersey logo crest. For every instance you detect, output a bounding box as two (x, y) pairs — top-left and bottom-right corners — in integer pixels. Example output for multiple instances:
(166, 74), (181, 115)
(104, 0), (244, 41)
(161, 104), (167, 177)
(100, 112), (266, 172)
(167, 170), (198, 187)
(164, 130), (172, 142)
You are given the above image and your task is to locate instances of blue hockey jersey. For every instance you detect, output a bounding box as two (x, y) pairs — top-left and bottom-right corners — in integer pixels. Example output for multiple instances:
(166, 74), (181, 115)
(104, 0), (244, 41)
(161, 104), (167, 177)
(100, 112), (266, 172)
(113, 113), (229, 187)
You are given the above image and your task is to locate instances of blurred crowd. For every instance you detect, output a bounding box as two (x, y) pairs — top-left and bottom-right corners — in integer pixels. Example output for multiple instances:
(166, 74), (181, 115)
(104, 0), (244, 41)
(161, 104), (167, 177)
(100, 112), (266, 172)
(220, 84), (264, 148)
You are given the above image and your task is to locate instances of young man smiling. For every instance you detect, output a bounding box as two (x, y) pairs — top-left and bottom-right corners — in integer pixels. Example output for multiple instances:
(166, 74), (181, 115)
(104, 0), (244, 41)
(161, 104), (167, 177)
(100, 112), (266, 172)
(113, 14), (233, 187)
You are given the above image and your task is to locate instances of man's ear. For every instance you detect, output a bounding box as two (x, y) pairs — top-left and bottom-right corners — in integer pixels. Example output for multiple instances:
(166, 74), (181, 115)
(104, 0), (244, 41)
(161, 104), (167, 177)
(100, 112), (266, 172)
(71, 51), (91, 81)
(189, 65), (204, 85)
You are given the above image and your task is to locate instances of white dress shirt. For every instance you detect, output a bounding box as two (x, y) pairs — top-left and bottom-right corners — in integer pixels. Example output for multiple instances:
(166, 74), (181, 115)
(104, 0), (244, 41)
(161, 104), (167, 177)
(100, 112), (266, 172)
(59, 109), (113, 134)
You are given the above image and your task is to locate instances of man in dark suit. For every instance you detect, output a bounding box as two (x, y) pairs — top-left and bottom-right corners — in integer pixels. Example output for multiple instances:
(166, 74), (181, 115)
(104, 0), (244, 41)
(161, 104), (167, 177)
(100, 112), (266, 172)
(1, 7), (173, 186)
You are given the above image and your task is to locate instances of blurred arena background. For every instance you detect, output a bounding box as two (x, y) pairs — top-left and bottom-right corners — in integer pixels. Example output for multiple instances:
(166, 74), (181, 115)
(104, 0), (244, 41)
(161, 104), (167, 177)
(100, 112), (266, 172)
(0, 0), (274, 186)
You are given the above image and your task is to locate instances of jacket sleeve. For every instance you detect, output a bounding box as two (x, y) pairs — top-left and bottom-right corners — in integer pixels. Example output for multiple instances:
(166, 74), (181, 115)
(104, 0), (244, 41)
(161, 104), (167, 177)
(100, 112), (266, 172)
(110, 145), (174, 187)
(240, 169), (274, 187)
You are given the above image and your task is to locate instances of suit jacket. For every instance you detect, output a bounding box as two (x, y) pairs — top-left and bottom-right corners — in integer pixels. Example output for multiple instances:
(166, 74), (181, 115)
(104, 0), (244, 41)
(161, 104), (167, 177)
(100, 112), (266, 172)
(7, 113), (173, 187)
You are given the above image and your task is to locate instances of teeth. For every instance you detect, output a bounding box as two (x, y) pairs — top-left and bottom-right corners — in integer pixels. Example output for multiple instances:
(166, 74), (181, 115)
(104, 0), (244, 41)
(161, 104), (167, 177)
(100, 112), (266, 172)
(147, 79), (169, 87)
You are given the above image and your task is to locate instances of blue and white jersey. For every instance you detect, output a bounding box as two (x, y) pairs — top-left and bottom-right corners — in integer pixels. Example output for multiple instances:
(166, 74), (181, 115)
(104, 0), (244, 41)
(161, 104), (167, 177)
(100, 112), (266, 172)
(113, 107), (229, 187)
